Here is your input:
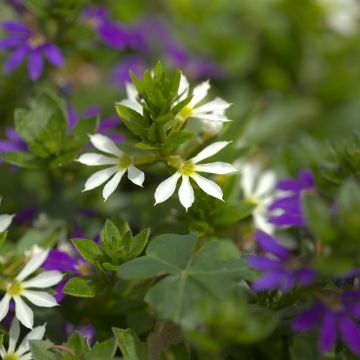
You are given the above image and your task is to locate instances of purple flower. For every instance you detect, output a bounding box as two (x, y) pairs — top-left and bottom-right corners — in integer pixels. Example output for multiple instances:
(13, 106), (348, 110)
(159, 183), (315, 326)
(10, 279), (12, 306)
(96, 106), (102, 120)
(293, 290), (360, 355)
(268, 170), (315, 228)
(0, 127), (27, 153)
(64, 322), (96, 345)
(247, 231), (316, 292)
(0, 21), (64, 81)
(67, 104), (124, 143)
(42, 247), (93, 302)
(82, 6), (141, 50)
(111, 56), (146, 87)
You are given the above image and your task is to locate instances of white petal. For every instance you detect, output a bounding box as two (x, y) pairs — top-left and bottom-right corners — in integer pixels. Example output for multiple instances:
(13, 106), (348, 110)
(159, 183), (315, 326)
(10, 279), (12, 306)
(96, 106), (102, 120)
(76, 153), (118, 166)
(253, 213), (275, 234)
(254, 171), (277, 198)
(0, 214), (15, 232)
(16, 250), (50, 282)
(102, 170), (126, 201)
(191, 112), (231, 122)
(119, 99), (143, 114)
(22, 290), (58, 308)
(201, 119), (224, 135)
(8, 318), (20, 353)
(89, 134), (122, 157)
(240, 163), (259, 197)
(125, 82), (138, 101)
(0, 294), (11, 322)
(0, 346), (6, 358)
(195, 162), (237, 175)
(194, 97), (231, 114)
(22, 271), (62, 289)
(127, 165), (145, 187)
(177, 73), (190, 101)
(17, 323), (46, 356)
(191, 174), (223, 201)
(190, 80), (210, 106)
(14, 296), (33, 329)
(178, 176), (195, 211)
(19, 353), (32, 360)
(154, 172), (181, 205)
(191, 141), (231, 164)
(83, 166), (118, 192)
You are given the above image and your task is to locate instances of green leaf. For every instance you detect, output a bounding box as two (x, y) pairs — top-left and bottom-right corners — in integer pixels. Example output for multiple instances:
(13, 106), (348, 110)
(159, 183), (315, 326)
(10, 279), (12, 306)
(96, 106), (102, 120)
(118, 235), (254, 327)
(115, 104), (149, 137)
(113, 328), (148, 360)
(135, 142), (159, 150)
(72, 238), (103, 265)
(85, 337), (117, 360)
(30, 340), (55, 360)
(1, 152), (46, 169)
(118, 234), (197, 279)
(119, 227), (150, 262)
(0, 231), (7, 248)
(63, 277), (98, 298)
(163, 131), (194, 152)
(214, 202), (256, 226)
(66, 332), (91, 357)
(64, 116), (99, 152)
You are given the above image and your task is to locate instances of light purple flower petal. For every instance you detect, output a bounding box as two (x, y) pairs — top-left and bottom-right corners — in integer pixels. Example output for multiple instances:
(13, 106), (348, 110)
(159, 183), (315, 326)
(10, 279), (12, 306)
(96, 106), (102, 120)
(339, 315), (360, 355)
(43, 43), (64, 67)
(2, 21), (31, 35)
(83, 106), (101, 118)
(320, 311), (337, 353)
(292, 304), (324, 332)
(4, 45), (28, 73)
(348, 303), (360, 320)
(42, 250), (78, 272)
(252, 271), (283, 291)
(28, 48), (44, 81)
(255, 230), (290, 259)
(296, 268), (317, 286)
(246, 255), (282, 271)
(98, 117), (120, 132)
(98, 23), (128, 49)
(299, 170), (315, 189)
(0, 36), (26, 50)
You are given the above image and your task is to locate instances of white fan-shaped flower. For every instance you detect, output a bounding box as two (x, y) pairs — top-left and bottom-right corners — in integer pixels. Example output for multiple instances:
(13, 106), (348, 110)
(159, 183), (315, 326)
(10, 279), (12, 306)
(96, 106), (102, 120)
(0, 197), (15, 233)
(117, 73), (231, 134)
(154, 141), (237, 211)
(77, 134), (145, 201)
(0, 250), (62, 329)
(0, 318), (46, 360)
(239, 162), (277, 234)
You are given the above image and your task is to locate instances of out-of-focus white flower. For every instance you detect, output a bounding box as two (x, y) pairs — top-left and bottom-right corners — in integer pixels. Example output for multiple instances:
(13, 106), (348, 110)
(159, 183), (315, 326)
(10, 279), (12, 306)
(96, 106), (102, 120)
(239, 163), (277, 234)
(77, 134), (144, 201)
(155, 141), (237, 211)
(0, 197), (15, 233)
(319, 0), (360, 35)
(0, 318), (46, 360)
(0, 250), (62, 329)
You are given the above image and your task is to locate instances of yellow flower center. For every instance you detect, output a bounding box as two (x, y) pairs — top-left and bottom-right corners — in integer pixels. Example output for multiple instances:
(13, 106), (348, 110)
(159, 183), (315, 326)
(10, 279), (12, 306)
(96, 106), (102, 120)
(8, 281), (22, 296)
(28, 34), (46, 48)
(77, 262), (93, 276)
(179, 160), (195, 176)
(118, 155), (131, 170)
(178, 105), (193, 120)
(4, 354), (19, 360)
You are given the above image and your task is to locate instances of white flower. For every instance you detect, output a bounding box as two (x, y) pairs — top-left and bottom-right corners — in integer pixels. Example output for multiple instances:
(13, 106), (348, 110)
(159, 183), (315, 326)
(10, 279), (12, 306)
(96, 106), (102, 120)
(319, 0), (360, 35)
(77, 134), (145, 201)
(0, 318), (46, 360)
(0, 250), (62, 329)
(118, 73), (231, 134)
(0, 197), (15, 233)
(175, 74), (231, 125)
(154, 141), (237, 211)
(239, 163), (277, 234)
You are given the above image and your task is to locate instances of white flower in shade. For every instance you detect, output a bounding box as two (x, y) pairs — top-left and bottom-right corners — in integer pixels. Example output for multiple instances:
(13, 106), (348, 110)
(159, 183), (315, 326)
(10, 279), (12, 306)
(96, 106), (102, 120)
(0, 318), (46, 360)
(240, 163), (277, 234)
(154, 141), (237, 211)
(119, 82), (143, 114)
(175, 74), (231, 125)
(0, 197), (15, 233)
(77, 134), (145, 201)
(0, 250), (62, 329)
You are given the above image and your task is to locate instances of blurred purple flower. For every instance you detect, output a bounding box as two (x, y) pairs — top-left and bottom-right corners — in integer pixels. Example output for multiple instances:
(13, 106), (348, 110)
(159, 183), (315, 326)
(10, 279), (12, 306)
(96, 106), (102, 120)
(247, 230), (316, 292)
(82, 6), (144, 51)
(67, 105), (124, 143)
(268, 170), (315, 228)
(5, 0), (25, 13)
(0, 21), (64, 80)
(293, 290), (360, 355)
(0, 127), (27, 153)
(111, 56), (146, 87)
(64, 322), (96, 345)
(14, 205), (37, 226)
